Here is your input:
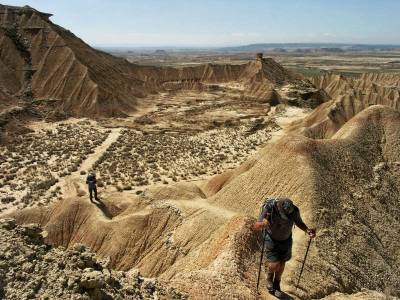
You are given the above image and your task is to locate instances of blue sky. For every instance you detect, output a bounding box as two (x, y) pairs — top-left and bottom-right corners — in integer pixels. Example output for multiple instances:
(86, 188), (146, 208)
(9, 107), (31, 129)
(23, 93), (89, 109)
(5, 0), (400, 47)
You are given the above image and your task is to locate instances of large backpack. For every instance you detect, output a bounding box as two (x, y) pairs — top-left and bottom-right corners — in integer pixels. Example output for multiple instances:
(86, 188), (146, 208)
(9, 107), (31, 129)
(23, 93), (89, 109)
(260, 197), (295, 224)
(260, 198), (277, 224)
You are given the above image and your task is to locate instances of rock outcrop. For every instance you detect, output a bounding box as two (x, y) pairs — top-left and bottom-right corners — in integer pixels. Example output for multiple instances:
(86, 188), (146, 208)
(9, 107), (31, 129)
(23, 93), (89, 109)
(0, 218), (186, 299)
(0, 4), (148, 118)
(298, 72), (400, 138)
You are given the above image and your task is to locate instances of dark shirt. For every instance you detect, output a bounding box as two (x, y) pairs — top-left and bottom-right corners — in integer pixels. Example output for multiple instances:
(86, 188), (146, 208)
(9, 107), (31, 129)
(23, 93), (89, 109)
(258, 199), (304, 241)
(86, 174), (96, 188)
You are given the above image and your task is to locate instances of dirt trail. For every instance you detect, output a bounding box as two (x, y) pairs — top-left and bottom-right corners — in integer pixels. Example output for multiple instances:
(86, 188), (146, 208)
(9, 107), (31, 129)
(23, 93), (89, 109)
(268, 106), (310, 144)
(168, 199), (237, 219)
(85, 197), (238, 224)
(49, 128), (122, 200)
(81, 128), (122, 174)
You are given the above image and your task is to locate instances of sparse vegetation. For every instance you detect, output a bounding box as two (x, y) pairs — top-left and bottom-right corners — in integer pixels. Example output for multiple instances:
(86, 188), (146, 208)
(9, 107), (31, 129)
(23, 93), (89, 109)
(0, 123), (108, 210)
(95, 124), (273, 191)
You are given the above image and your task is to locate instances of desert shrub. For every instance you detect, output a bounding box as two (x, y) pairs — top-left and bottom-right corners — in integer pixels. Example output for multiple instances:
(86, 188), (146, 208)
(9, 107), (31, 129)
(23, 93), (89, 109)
(1, 196), (16, 204)
(21, 193), (30, 204)
(97, 181), (104, 188)
(32, 178), (56, 191)
(70, 166), (78, 172)
(5, 174), (15, 181)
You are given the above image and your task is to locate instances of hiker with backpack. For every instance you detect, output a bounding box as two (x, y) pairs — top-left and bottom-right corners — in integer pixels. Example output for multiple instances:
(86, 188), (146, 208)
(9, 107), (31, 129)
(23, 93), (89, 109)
(254, 198), (316, 297)
(86, 170), (99, 202)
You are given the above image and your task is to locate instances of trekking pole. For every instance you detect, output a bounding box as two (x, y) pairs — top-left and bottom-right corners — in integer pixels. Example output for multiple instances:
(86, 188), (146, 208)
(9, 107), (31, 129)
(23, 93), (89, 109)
(296, 237), (312, 290)
(256, 229), (266, 292)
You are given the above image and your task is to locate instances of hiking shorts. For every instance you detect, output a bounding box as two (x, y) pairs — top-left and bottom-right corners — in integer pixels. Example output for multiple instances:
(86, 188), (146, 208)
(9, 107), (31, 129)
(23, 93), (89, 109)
(264, 234), (293, 262)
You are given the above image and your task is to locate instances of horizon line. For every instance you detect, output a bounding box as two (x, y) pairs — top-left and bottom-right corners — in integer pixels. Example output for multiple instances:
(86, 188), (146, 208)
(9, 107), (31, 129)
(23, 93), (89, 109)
(93, 42), (400, 49)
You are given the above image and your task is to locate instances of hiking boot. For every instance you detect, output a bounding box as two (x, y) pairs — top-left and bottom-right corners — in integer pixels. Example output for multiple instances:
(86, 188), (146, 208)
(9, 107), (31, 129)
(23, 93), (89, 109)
(273, 278), (283, 298)
(275, 290), (284, 299)
(266, 272), (274, 293)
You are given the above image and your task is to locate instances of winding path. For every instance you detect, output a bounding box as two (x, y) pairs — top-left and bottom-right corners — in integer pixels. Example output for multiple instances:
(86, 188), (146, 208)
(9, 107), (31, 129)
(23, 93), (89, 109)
(47, 128), (122, 200)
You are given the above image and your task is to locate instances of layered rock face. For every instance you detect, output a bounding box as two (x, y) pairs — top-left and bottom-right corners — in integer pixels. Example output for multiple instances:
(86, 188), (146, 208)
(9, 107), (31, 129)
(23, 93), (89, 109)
(0, 5), (325, 120)
(0, 4), (148, 118)
(298, 73), (400, 138)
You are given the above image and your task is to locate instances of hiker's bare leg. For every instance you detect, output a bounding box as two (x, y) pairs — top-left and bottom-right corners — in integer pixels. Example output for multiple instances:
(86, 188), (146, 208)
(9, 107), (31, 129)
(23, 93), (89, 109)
(268, 261), (285, 280)
(274, 261), (286, 280)
(268, 261), (281, 273)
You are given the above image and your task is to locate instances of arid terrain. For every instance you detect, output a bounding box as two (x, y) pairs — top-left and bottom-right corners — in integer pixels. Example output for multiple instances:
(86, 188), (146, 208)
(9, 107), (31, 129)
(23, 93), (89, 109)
(0, 4), (399, 300)
(112, 47), (400, 77)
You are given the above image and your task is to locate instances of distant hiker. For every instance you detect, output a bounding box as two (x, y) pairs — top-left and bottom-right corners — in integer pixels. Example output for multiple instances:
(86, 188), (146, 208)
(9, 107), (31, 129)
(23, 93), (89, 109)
(86, 171), (99, 202)
(254, 198), (316, 297)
